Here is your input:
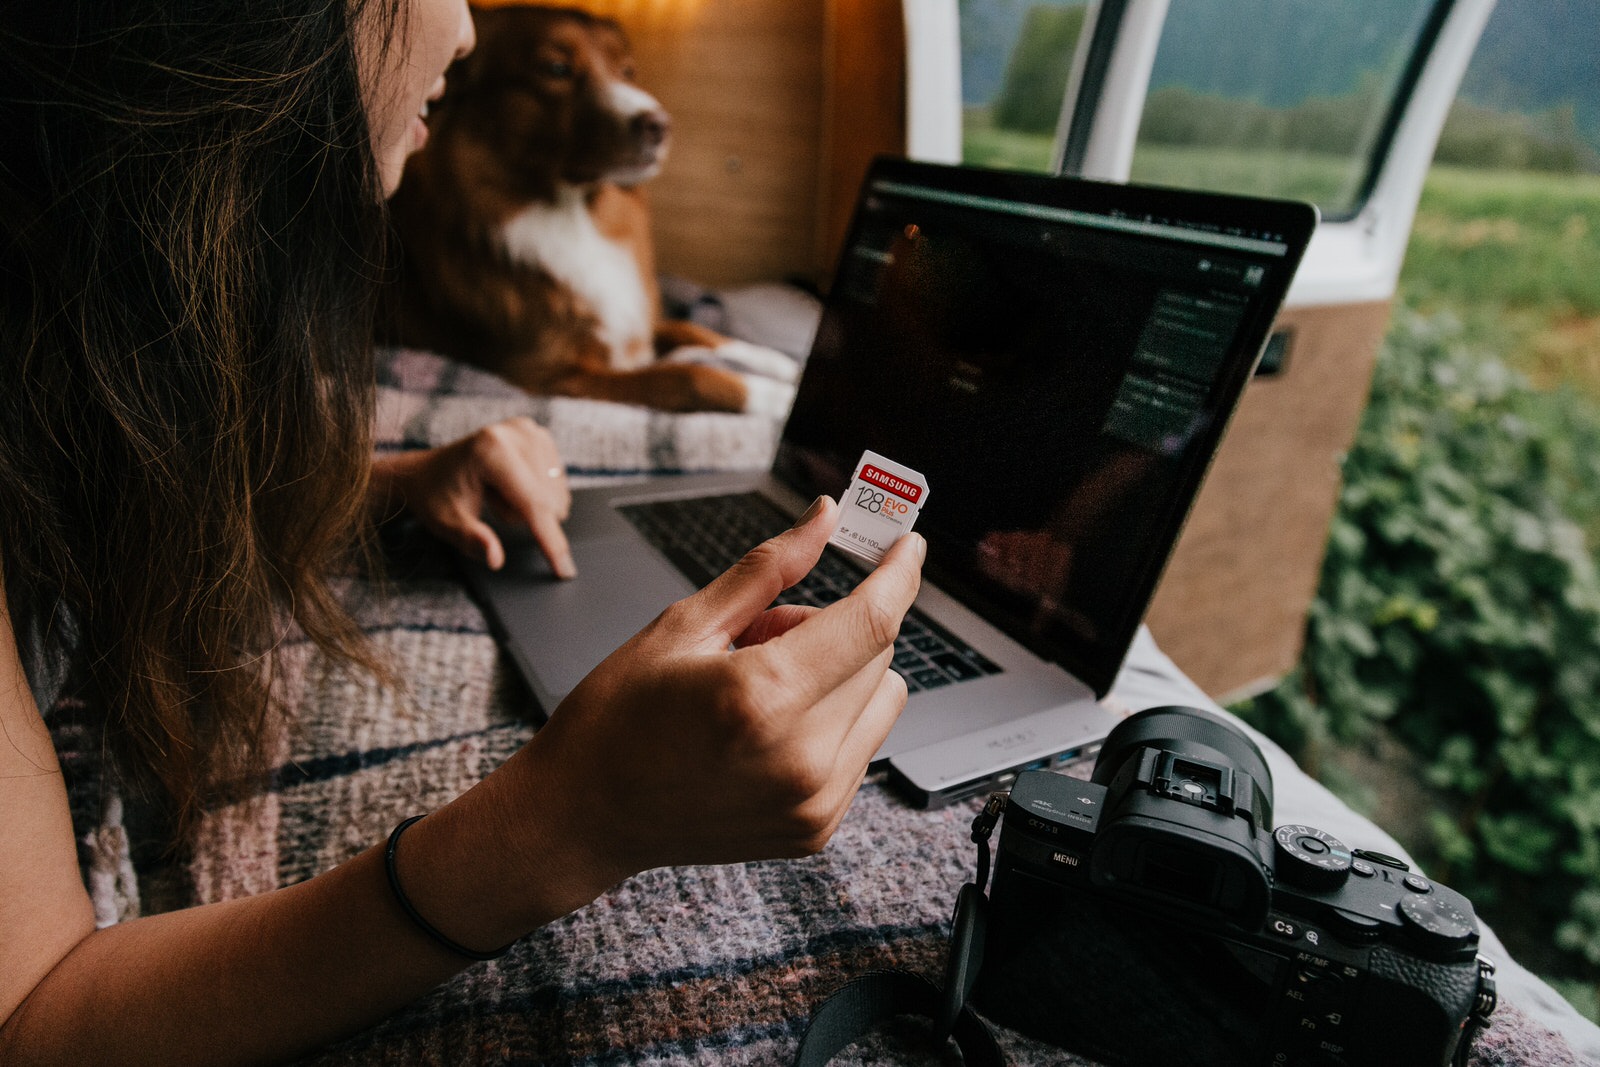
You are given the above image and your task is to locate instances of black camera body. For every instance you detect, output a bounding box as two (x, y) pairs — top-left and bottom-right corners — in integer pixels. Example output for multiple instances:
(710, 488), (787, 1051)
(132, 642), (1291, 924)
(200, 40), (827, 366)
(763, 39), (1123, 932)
(970, 706), (1495, 1067)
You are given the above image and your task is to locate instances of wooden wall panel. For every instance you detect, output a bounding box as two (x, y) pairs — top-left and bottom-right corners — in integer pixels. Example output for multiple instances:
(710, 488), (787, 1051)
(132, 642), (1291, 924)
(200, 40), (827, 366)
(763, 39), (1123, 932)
(817, 0), (906, 283)
(605, 0), (829, 287)
(1145, 301), (1394, 700)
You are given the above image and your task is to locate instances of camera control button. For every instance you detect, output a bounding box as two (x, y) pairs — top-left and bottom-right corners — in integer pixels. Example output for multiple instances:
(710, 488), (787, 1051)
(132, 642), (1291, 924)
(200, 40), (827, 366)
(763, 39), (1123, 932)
(1326, 906), (1384, 942)
(1269, 914), (1303, 941)
(1275, 825), (1354, 892)
(1350, 860), (1377, 878)
(1353, 848), (1410, 871)
(1404, 874), (1432, 893)
(1399, 893), (1477, 956)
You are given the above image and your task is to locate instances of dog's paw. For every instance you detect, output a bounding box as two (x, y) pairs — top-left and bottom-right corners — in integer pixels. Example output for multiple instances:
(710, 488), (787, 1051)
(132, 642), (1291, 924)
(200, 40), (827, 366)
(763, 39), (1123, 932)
(665, 340), (800, 384)
(663, 344), (717, 365)
(712, 339), (801, 383)
(741, 374), (797, 418)
(661, 343), (797, 415)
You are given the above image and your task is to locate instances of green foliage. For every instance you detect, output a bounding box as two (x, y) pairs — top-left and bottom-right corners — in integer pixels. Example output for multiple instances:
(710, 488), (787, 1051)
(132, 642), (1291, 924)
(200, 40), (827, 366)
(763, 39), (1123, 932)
(962, 108), (1057, 174)
(1239, 306), (1600, 979)
(1436, 100), (1600, 174)
(1129, 144), (1355, 213)
(1405, 166), (1600, 319)
(1139, 84), (1381, 157)
(992, 5), (1085, 135)
(1137, 88), (1599, 178)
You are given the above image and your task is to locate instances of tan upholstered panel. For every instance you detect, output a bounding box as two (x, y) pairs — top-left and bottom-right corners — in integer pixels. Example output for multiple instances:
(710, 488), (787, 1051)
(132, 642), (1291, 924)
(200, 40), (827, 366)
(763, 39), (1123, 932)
(603, 0), (829, 287)
(1145, 301), (1394, 700)
(816, 0), (906, 284)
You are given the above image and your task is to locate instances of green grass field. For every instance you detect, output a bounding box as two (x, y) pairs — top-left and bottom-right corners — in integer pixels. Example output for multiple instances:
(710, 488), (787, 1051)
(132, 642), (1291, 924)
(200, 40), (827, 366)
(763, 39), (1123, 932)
(1404, 166), (1600, 398)
(963, 111), (1360, 209)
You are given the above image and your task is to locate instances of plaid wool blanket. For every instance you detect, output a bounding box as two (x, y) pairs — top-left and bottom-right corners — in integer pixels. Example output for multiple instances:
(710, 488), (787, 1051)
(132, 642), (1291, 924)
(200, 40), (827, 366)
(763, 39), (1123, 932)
(48, 349), (1591, 1065)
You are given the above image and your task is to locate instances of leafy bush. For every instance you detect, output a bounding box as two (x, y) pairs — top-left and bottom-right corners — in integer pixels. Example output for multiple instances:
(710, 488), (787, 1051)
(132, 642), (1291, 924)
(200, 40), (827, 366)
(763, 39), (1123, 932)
(1139, 84), (1380, 157)
(1436, 101), (1600, 175)
(1404, 167), (1600, 321)
(1137, 87), (1598, 176)
(993, 5), (1085, 135)
(1238, 306), (1600, 980)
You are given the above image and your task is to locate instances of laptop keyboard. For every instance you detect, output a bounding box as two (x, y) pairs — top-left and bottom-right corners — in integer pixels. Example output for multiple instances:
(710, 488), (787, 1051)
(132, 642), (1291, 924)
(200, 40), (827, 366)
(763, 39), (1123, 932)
(618, 492), (1002, 693)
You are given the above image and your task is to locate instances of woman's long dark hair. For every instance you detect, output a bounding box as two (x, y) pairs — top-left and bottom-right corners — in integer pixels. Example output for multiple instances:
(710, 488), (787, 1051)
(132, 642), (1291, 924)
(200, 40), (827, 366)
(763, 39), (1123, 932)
(0, 0), (400, 839)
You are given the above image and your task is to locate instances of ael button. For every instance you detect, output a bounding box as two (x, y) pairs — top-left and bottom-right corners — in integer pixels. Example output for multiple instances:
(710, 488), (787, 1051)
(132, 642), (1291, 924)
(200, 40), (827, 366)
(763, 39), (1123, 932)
(1290, 967), (1344, 1006)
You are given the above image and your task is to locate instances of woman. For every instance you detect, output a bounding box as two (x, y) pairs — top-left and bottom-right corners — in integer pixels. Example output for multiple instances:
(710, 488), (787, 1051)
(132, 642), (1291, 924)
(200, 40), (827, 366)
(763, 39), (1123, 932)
(0, 1), (923, 1062)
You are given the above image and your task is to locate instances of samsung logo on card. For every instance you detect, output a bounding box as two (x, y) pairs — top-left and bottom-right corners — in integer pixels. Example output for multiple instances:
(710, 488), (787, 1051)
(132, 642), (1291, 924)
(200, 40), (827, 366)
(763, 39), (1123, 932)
(861, 465), (923, 503)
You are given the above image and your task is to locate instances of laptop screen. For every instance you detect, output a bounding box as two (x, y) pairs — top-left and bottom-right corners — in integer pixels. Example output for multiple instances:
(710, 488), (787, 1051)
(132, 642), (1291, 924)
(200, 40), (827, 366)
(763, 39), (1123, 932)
(774, 158), (1316, 697)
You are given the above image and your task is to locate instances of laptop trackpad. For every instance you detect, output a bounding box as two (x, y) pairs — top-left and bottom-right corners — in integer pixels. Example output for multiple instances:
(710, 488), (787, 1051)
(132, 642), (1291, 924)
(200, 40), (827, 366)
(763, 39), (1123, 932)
(477, 537), (694, 700)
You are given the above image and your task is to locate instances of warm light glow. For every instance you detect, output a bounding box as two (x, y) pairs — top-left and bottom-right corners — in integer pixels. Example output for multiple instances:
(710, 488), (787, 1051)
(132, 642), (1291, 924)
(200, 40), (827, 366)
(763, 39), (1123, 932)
(469, 0), (707, 33)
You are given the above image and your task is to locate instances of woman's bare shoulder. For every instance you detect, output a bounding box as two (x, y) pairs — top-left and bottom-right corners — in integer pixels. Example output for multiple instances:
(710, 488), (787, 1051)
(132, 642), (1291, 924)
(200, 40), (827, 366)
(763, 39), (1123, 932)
(0, 569), (56, 770)
(0, 564), (96, 1032)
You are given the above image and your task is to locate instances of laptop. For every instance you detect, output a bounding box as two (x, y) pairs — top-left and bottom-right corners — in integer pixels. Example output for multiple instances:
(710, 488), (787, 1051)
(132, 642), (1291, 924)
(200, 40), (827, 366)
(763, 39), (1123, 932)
(467, 157), (1317, 807)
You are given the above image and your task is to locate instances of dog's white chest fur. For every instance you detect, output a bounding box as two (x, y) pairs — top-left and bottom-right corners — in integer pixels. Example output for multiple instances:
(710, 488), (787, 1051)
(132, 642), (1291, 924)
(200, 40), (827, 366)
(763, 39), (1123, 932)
(500, 187), (653, 368)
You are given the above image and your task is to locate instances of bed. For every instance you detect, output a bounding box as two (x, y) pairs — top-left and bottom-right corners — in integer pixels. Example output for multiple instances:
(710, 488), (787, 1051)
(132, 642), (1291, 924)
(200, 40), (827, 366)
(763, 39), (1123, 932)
(53, 312), (1600, 1064)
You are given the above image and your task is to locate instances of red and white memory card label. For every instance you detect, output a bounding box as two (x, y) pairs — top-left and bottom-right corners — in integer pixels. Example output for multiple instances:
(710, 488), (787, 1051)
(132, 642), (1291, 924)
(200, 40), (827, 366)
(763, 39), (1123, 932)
(829, 450), (929, 566)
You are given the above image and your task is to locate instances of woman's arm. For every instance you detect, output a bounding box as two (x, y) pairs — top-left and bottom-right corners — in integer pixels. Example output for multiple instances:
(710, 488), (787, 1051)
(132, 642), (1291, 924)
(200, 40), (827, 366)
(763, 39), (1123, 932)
(0, 499), (922, 1065)
(0, 568), (515, 1063)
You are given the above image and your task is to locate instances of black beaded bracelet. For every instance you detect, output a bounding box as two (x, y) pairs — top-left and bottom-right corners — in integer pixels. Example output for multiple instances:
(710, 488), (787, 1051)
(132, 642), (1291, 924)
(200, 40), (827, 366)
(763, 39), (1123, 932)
(384, 815), (516, 962)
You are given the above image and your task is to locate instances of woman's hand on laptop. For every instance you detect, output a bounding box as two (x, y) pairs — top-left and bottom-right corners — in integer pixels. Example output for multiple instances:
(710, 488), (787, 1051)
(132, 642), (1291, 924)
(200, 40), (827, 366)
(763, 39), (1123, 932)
(369, 417), (577, 577)
(448, 496), (926, 930)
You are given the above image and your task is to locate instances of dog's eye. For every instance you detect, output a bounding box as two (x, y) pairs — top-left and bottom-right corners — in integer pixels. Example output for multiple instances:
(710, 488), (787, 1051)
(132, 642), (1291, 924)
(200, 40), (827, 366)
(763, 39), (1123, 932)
(541, 59), (575, 79)
(621, 64), (637, 81)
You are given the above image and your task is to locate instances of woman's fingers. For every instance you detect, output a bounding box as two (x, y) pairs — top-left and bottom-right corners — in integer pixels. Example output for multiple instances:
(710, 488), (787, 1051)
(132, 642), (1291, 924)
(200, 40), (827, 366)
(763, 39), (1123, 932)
(666, 496), (835, 650)
(732, 604), (817, 648)
(470, 420), (575, 578)
(746, 530), (925, 720)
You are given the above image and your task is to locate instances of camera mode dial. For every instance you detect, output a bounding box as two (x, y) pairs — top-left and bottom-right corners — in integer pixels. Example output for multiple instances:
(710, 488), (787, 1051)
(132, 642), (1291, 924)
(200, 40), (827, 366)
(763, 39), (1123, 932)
(1398, 892), (1477, 956)
(1274, 825), (1353, 892)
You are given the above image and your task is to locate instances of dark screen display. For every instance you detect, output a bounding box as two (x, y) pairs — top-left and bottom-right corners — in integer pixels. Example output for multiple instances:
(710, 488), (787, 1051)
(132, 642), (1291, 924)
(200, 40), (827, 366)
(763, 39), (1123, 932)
(974, 867), (1287, 1065)
(774, 167), (1306, 693)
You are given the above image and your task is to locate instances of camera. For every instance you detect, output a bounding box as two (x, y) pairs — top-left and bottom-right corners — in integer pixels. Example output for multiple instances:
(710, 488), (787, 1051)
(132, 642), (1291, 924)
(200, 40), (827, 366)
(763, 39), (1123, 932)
(969, 705), (1496, 1067)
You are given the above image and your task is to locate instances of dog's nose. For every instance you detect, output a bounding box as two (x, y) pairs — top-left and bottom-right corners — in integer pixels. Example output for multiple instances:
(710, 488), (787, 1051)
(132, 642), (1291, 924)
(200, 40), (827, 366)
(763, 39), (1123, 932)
(632, 108), (671, 150)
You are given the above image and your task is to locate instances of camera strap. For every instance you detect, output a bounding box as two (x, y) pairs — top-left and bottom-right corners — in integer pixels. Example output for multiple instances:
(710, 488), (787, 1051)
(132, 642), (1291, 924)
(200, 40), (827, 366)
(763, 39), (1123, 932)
(794, 795), (1008, 1067)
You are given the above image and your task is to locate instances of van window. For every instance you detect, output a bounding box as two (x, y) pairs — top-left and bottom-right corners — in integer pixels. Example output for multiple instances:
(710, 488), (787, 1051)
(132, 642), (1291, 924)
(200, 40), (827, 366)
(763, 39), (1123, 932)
(1129, 0), (1444, 218)
(960, 0), (1090, 173)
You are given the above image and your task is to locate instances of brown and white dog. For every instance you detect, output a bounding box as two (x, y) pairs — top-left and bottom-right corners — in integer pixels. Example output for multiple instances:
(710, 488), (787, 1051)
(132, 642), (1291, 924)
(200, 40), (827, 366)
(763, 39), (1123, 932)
(381, 3), (795, 415)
